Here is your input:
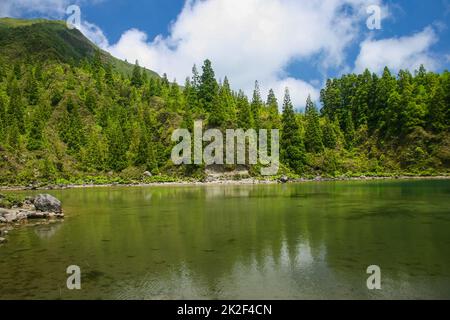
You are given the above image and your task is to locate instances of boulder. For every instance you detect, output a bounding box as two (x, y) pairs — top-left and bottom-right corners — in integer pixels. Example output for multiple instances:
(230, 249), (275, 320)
(0, 237), (7, 244)
(16, 212), (28, 221)
(0, 217), (6, 223)
(4, 212), (17, 223)
(143, 171), (152, 177)
(0, 208), (9, 216)
(34, 194), (62, 213)
(279, 176), (289, 183)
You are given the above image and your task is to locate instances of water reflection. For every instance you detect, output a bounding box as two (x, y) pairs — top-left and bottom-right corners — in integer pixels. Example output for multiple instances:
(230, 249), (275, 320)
(0, 180), (449, 299)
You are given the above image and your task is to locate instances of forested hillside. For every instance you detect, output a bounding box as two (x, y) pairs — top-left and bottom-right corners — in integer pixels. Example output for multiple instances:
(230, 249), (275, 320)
(0, 18), (449, 186)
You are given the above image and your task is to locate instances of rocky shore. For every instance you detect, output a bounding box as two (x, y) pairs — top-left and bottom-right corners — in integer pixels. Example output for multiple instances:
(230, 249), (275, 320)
(0, 175), (448, 192)
(0, 194), (64, 243)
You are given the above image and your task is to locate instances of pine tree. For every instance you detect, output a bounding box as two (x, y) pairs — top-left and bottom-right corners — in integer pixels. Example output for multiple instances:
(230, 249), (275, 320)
(60, 97), (85, 153)
(7, 78), (25, 133)
(192, 64), (201, 91)
(0, 90), (7, 142)
(266, 89), (281, 129)
(342, 109), (355, 149)
(427, 80), (446, 133)
(25, 69), (39, 105)
(251, 81), (262, 129)
(13, 63), (21, 79)
(304, 95), (323, 153)
(106, 117), (128, 171)
(27, 112), (44, 151)
(198, 59), (218, 112)
(209, 83), (228, 127)
(131, 60), (143, 87)
(0, 59), (5, 81)
(237, 90), (254, 129)
(372, 67), (396, 135)
(281, 88), (305, 173)
(168, 79), (182, 111)
(104, 63), (114, 86)
(322, 116), (337, 149)
(320, 79), (342, 121)
(92, 49), (102, 72)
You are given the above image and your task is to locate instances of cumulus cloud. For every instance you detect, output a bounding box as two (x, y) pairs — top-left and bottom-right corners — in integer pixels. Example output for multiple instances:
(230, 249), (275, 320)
(107, 0), (383, 108)
(0, 0), (68, 18)
(0, 0), (105, 18)
(354, 27), (439, 74)
(8, 0), (440, 109)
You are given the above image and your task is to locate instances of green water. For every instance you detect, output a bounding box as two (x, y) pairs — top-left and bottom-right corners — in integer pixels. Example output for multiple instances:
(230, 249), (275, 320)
(0, 180), (449, 300)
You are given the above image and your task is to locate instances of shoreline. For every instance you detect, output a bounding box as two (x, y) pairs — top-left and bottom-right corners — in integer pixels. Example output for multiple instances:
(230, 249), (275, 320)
(0, 175), (449, 191)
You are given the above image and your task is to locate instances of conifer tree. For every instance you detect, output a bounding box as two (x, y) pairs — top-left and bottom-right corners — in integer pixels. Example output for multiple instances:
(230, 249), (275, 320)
(198, 59), (218, 112)
(281, 88), (305, 173)
(237, 90), (254, 129)
(322, 116), (337, 149)
(131, 60), (143, 87)
(266, 89), (281, 129)
(304, 95), (323, 153)
(251, 81), (262, 129)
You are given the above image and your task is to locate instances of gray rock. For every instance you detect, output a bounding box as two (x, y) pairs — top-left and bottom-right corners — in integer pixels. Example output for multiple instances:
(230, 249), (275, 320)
(0, 208), (9, 216)
(34, 194), (62, 213)
(143, 171), (152, 177)
(0, 217), (7, 223)
(16, 212), (28, 221)
(0, 237), (7, 244)
(4, 212), (17, 223)
(280, 176), (289, 183)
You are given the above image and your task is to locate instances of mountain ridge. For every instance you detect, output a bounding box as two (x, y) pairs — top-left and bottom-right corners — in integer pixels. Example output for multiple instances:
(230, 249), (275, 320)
(0, 17), (159, 78)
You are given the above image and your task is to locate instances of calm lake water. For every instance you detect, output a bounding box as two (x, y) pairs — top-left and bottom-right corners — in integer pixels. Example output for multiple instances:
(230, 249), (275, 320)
(1, 179), (449, 300)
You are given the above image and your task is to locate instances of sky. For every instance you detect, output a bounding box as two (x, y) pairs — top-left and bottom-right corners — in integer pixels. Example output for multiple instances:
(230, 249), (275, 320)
(1, 0), (449, 109)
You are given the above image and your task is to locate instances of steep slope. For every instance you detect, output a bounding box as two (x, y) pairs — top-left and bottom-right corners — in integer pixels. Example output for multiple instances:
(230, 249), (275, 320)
(0, 17), (158, 78)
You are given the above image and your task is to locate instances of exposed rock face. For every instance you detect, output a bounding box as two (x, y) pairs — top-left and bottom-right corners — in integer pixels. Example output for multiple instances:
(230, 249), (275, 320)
(34, 194), (62, 213)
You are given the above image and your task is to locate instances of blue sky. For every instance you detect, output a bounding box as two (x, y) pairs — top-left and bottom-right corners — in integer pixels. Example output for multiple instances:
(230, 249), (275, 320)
(1, 0), (449, 108)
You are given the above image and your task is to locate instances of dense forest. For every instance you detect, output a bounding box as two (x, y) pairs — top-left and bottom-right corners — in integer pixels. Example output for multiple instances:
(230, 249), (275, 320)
(0, 19), (449, 186)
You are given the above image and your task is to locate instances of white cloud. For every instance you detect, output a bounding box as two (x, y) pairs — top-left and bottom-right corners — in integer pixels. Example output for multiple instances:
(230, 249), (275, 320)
(354, 27), (439, 74)
(0, 0), (105, 18)
(78, 20), (109, 49)
(106, 0), (383, 108)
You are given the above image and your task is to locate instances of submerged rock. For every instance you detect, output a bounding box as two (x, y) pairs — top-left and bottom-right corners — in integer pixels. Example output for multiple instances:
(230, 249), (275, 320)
(34, 194), (62, 213)
(0, 237), (7, 244)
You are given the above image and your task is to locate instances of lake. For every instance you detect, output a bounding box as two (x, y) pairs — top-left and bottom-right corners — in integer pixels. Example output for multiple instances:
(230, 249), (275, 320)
(1, 179), (449, 299)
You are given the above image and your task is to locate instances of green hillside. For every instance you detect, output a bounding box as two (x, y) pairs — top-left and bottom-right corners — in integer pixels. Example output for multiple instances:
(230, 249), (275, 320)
(0, 18), (448, 187)
(0, 18), (159, 79)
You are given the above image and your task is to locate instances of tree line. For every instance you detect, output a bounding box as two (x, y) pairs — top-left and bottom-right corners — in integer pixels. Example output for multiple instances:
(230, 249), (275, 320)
(0, 53), (448, 185)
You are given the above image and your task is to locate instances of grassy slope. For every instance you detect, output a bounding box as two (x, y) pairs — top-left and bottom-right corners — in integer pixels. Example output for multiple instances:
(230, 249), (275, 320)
(0, 17), (159, 78)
